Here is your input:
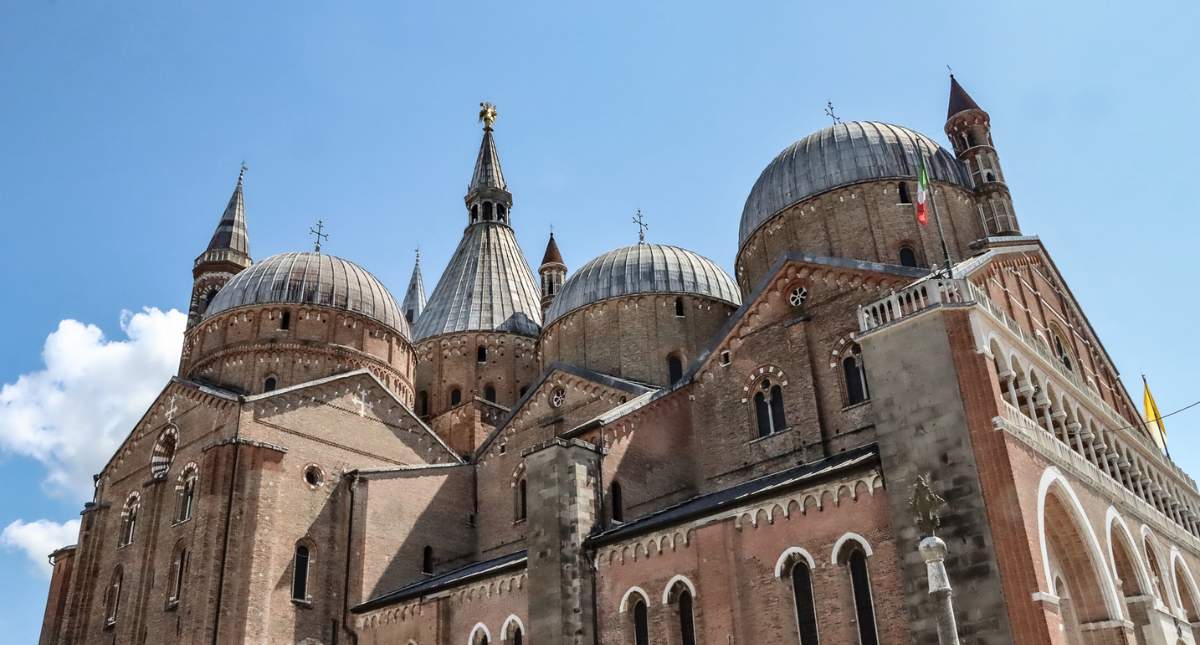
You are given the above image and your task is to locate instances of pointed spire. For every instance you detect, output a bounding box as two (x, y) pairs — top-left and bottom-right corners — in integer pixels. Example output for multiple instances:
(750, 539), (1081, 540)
(947, 75), (982, 119)
(541, 232), (564, 267)
(196, 164), (251, 269)
(469, 125), (508, 193)
(401, 249), (427, 325)
(465, 102), (514, 227)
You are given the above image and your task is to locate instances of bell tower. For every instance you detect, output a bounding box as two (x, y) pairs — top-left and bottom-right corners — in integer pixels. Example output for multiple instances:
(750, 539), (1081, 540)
(539, 232), (566, 314)
(465, 101), (513, 227)
(944, 75), (1021, 236)
(188, 165), (252, 328)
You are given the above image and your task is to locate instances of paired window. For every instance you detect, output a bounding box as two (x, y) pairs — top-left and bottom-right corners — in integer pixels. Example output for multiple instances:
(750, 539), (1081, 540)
(292, 544), (311, 602)
(176, 465), (197, 523)
(842, 347), (869, 406)
(118, 494), (140, 547)
(754, 379), (787, 438)
(667, 354), (684, 385)
(1050, 327), (1074, 372)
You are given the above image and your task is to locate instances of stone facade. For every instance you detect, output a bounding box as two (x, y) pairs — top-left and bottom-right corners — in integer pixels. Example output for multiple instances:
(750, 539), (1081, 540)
(39, 79), (1200, 645)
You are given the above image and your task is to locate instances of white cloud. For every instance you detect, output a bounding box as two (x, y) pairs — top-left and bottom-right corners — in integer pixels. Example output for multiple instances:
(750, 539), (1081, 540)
(0, 308), (185, 500)
(1, 518), (81, 576)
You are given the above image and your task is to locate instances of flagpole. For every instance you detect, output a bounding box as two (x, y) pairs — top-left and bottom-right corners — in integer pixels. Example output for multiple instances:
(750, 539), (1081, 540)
(917, 138), (954, 278)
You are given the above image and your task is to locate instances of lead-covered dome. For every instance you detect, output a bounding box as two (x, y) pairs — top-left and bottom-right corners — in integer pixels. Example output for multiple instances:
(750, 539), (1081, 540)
(739, 121), (970, 248)
(544, 243), (741, 326)
(204, 252), (408, 336)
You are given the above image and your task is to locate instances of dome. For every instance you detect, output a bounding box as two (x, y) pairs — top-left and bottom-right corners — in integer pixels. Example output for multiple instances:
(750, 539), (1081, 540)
(543, 244), (741, 326)
(204, 252), (409, 336)
(739, 121), (971, 248)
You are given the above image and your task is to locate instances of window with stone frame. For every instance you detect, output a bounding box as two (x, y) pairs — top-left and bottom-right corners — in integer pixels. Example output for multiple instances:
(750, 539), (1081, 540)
(841, 345), (870, 406)
(118, 493), (140, 547)
(175, 464), (198, 523)
(787, 557), (819, 644)
(167, 544), (187, 607)
(753, 378), (787, 438)
(514, 478), (527, 522)
(292, 543), (311, 603)
(1049, 325), (1075, 372)
(631, 596), (650, 645)
(845, 546), (879, 645)
(104, 567), (122, 626)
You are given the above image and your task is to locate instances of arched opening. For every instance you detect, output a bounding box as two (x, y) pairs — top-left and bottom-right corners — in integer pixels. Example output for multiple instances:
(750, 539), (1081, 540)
(632, 598), (650, 645)
(104, 567), (122, 625)
(118, 493), (139, 547)
(1109, 520), (1153, 643)
(1056, 575), (1086, 645)
(842, 348), (869, 405)
(753, 378), (787, 438)
(279, 311), (290, 330)
(167, 545), (188, 606)
(483, 202), (494, 221)
(263, 376), (277, 392)
(1144, 538), (1172, 608)
(469, 624), (491, 645)
(1051, 326), (1074, 372)
(783, 555), (819, 644)
(514, 479), (527, 522)
(667, 353), (684, 385)
(897, 182), (911, 204)
(200, 289), (217, 315)
(406, 308), (415, 324)
(1173, 557), (1200, 623)
(484, 384), (497, 403)
(844, 547), (879, 645)
(471, 204), (479, 223)
(417, 390), (428, 416)
(450, 389), (462, 406)
(497, 204), (507, 223)
(422, 545), (434, 575)
(176, 465), (197, 523)
(899, 245), (919, 268)
(292, 544), (310, 602)
(478, 346), (488, 363)
(1041, 487), (1115, 642)
(611, 481), (624, 523)
(674, 297), (685, 317)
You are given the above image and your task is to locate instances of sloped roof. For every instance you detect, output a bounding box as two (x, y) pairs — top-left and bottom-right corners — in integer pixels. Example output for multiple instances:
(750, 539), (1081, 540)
(947, 75), (983, 119)
(354, 550), (527, 613)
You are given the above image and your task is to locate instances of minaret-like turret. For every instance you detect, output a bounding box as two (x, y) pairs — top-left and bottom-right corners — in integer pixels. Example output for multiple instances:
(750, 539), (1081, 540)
(188, 165), (252, 328)
(465, 101), (513, 227)
(944, 75), (1021, 236)
(539, 232), (566, 314)
(401, 250), (427, 325)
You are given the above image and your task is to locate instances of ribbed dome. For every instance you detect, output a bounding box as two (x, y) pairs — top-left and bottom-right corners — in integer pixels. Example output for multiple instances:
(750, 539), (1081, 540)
(739, 121), (970, 248)
(204, 252), (408, 336)
(544, 244), (741, 326)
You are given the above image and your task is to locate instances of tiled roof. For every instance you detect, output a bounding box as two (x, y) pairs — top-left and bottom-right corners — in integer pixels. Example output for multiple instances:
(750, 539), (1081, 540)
(353, 550), (527, 613)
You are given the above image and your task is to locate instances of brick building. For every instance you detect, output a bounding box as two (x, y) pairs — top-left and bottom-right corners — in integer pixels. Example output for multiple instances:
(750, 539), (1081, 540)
(38, 79), (1200, 645)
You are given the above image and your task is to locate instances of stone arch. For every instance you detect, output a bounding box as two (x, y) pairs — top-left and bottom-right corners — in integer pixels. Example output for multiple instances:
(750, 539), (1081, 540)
(1105, 508), (1153, 598)
(1036, 469), (1124, 627)
(830, 532), (874, 564)
(1141, 527), (1174, 609)
(468, 623), (492, 645)
(774, 546), (817, 578)
(619, 586), (651, 613)
(500, 615), (525, 641)
(1170, 551), (1200, 622)
(661, 574), (698, 605)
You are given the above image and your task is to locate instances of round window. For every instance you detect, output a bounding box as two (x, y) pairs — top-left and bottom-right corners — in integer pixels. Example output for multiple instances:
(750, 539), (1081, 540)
(788, 286), (809, 308)
(550, 387), (567, 409)
(303, 465), (324, 488)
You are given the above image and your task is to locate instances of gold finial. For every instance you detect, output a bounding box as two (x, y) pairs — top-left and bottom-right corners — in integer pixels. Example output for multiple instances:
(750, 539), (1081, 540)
(479, 102), (498, 130)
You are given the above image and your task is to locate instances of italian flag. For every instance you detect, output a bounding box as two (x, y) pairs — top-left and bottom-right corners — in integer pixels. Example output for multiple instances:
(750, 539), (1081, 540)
(915, 153), (930, 225)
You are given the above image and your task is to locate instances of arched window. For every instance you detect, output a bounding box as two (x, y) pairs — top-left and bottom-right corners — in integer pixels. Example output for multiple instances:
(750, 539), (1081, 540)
(263, 376), (277, 392)
(611, 481), (624, 523)
(677, 589), (697, 645)
(104, 568), (122, 626)
(292, 544), (310, 602)
(118, 493), (139, 547)
(405, 308), (415, 324)
(667, 354), (684, 385)
(422, 545), (434, 574)
(483, 202), (494, 221)
(1051, 328), (1074, 372)
(515, 479), (527, 522)
(632, 598), (650, 645)
(176, 465), (197, 523)
(279, 311), (290, 330)
(417, 390), (428, 416)
(843, 348), (869, 405)
(471, 204), (479, 223)
(674, 297), (685, 317)
(450, 389), (462, 406)
(790, 560), (819, 644)
(167, 545), (187, 606)
(847, 548), (879, 645)
(897, 182), (911, 204)
(753, 379), (787, 438)
(484, 385), (497, 403)
(151, 428), (177, 479)
(200, 289), (217, 315)
(518, 385), (528, 398)
(478, 346), (488, 363)
(497, 204), (507, 222)
(898, 246), (918, 268)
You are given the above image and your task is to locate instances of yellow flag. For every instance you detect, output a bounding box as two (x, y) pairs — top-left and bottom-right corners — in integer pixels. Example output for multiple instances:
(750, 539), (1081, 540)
(1143, 376), (1168, 455)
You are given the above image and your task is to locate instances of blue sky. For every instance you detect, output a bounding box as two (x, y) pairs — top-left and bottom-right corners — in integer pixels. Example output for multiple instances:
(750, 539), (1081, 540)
(2, 0), (1198, 641)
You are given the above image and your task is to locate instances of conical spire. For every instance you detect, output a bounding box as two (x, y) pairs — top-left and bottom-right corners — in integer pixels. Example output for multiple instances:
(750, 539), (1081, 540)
(469, 127), (508, 194)
(464, 102), (513, 228)
(195, 165), (251, 270)
(947, 75), (982, 119)
(401, 250), (427, 325)
(541, 232), (564, 267)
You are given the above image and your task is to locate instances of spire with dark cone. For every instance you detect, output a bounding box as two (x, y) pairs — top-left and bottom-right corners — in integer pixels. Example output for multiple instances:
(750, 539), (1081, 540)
(187, 165), (253, 329)
(401, 249), (427, 326)
(465, 102), (513, 226)
(539, 231), (567, 313)
(943, 76), (1021, 237)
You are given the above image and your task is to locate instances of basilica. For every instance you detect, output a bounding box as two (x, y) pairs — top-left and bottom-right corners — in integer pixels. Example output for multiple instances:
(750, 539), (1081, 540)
(37, 79), (1200, 645)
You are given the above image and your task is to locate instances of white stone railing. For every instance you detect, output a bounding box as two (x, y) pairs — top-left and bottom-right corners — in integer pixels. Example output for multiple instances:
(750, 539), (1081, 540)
(857, 278), (972, 331)
(995, 402), (1200, 552)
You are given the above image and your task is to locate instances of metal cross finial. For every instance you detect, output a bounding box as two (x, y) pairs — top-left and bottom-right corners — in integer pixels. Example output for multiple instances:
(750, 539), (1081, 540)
(632, 209), (648, 244)
(946, 64), (954, 76)
(479, 102), (498, 130)
(309, 220), (329, 253)
(908, 473), (947, 537)
(825, 100), (841, 124)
